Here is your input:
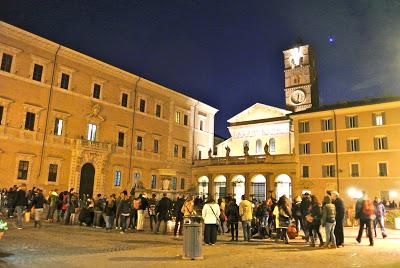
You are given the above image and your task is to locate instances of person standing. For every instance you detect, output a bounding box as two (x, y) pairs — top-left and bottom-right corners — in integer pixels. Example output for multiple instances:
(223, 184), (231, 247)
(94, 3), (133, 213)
(292, 196), (303, 237)
(331, 191), (345, 247)
(181, 195), (196, 217)
(148, 194), (158, 232)
(373, 197), (387, 238)
(136, 193), (148, 231)
(277, 195), (292, 244)
(173, 195), (185, 237)
(15, 183), (28, 230)
(31, 189), (45, 228)
(218, 198), (226, 234)
(118, 191), (131, 234)
(321, 195), (336, 248)
(307, 195), (324, 247)
(202, 196), (220, 245)
(155, 193), (172, 235)
(300, 193), (312, 242)
(226, 199), (239, 241)
(104, 195), (116, 230)
(355, 191), (375, 246)
(239, 195), (253, 242)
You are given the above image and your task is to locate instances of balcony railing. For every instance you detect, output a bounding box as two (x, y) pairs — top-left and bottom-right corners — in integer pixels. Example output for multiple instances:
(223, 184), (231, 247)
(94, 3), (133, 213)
(74, 139), (113, 151)
(193, 154), (296, 167)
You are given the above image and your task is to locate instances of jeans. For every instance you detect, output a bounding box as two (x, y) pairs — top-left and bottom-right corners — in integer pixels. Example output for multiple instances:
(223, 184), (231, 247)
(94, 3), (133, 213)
(16, 206), (26, 228)
(204, 224), (218, 244)
(230, 222), (239, 240)
(334, 218), (344, 246)
(357, 218), (374, 245)
(309, 224), (323, 245)
(34, 208), (43, 227)
(374, 216), (386, 237)
(325, 221), (336, 246)
(155, 218), (168, 234)
(149, 215), (157, 231)
(261, 216), (269, 227)
(104, 214), (114, 229)
(137, 209), (144, 230)
(242, 220), (252, 241)
(93, 211), (102, 227)
(174, 218), (183, 235)
(120, 214), (129, 232)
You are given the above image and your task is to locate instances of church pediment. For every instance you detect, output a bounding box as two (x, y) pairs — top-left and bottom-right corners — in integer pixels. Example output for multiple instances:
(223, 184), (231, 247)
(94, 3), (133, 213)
(227, 103), (291, 124)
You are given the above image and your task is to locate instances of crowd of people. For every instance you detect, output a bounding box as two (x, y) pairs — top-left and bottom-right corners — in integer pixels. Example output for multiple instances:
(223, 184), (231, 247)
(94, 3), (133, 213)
(0, 184), (391, 247)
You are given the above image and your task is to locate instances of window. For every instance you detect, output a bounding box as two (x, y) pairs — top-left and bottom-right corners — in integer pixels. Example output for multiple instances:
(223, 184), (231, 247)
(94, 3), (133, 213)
(172, 177), (177, 190)
(136, 136), (143, 150)
(321, 119), (333, 131)
(0, 106), (4, 125)
(322, 141), (334, 153)
(322, 165), (336, 177)
(269, 138), (276, 153)
(139, 99), (146, 112)
(374, 137), (388, 150)
(181, 178), (185, 189)
(151, 175), (157, 189)
(184, 114), (189, 126)
(302, 166), (309, 178)
(153, 139), (159, 153)
(155, 104), (161, 117)
(373, 112), (385, 126)
(54, 118), (63, 136)
(93, 83), (101, 99)
(17, 160), (29, 180)
(173, 144), (179, 157)
(114, 171), (122, 186)
(121, 93), (128, 107)
(378, 162), (387, 177)
(118, 132), (124, 147)
(200, 120), (204, 131)
(299, 121), (310, 133)
(182, 146), (186, 158)
(256, 139), (262, 154)
(175, 112), (181, 124)
(346, 115), (358, 128)
(299, 143), (310, 154)
(0, 53), (13, 72)
(347, 139), (360, 152)
(32, 64), (43, 82)
(60, 73), (70, 89)
(87, 123), (97, 141)
(198, 150), (202, 160)
(48, 164), (58, 182)
(350, 163), (359, 177)
(24, 112), (36, 131)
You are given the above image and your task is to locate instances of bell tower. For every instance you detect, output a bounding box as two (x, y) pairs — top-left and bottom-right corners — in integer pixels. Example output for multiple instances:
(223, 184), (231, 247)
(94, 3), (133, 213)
(283, 43), (319, 112)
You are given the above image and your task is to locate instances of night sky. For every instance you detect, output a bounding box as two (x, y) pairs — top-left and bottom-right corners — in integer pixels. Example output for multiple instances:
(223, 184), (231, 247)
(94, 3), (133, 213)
(1, 1), (400, 137)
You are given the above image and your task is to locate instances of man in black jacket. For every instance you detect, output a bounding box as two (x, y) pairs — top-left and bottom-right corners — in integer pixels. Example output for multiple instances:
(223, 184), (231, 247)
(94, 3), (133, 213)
(173, 195), (185, 237)
(331, 191), (345, 247)
(155, 193), (172, 235)
(15, 183), (27, 229)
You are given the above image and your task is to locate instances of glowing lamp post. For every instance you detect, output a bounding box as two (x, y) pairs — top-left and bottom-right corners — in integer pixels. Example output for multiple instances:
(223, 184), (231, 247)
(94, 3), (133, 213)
(389, 190), (398, 200)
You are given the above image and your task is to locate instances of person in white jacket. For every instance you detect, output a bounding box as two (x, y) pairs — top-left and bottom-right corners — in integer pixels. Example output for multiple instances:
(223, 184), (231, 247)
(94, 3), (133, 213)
(202, 196), (220, 245)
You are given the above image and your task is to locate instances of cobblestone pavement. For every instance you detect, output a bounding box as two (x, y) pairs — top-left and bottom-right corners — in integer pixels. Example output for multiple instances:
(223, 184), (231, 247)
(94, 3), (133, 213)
(1, 219), (400, 268)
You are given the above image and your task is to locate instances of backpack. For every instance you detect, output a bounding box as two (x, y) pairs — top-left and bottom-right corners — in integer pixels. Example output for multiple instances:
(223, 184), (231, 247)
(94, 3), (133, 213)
(362, 200), (375, 216)
(149, 204), (156, 215)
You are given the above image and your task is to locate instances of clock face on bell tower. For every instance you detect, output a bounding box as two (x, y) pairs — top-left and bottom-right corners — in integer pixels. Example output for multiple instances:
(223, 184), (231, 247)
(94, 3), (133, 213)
(283, 43), (319, 112)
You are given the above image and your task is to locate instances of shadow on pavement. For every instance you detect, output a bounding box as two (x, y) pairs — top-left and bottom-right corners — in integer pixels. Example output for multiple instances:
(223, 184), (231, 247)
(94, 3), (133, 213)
(123, 240), (178, 245)
(108, 256), (180, 262)
(0, 251), (13, 264)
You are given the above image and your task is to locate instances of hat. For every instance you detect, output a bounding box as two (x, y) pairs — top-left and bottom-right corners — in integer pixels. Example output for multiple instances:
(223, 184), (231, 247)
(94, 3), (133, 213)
(52, 192), (58, 196)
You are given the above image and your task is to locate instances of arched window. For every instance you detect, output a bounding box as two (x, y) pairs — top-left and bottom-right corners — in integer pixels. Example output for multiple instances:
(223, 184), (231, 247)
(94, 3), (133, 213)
(256, 139), (262, 154)
(269, 138), (276, 153)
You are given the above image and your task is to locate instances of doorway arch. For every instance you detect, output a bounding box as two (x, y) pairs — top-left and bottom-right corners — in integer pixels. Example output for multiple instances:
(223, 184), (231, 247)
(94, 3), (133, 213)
(275, 174), (291, 199)
(232, 175), (245, 204)
(79, 163), (95, 198)
(251, 174), (266, 202)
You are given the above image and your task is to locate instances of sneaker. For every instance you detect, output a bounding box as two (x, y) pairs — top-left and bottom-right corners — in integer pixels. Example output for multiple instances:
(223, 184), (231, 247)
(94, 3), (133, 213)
(383, 233), (387, 239)
(356, 238), (361, 243)
(120, 231), (125, 234)
(211, 243), (216, 246)
(17, 227), (23, 230)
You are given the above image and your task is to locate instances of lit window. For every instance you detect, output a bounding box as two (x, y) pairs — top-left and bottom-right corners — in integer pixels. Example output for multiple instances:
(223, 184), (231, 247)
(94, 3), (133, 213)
(60, 73), (70, 89)
(32, 64), (43, 82)
(175, 112), (181, 124)
(87, 123), (97, 141)
(256, 139), (262, 154)
(54, 118), (63, 136)
(136, 136), (143, 150)
(114, 171), (122, 186)
(269, 138), (276, 153)
(25, 112), (35, 131)
(373, 112), (385, 126)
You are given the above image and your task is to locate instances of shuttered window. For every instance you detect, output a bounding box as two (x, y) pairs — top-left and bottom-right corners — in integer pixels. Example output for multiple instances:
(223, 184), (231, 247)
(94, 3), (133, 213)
(374, 137), (388, 150)
(346, 115), (358, 128)
(322, 165), (335, 177)
(347, 139), (360, 152)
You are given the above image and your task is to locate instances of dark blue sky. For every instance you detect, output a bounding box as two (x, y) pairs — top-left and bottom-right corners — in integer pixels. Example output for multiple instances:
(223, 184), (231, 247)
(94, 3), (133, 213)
(2, 0), (400, 137)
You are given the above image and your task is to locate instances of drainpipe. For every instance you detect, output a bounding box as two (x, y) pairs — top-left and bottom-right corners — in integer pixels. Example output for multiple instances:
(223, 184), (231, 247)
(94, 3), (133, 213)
(192, 101), (200, 163)
(333, 109), (340, 193)
(127, 77), (140, 188)
(38, 45), (61, 180)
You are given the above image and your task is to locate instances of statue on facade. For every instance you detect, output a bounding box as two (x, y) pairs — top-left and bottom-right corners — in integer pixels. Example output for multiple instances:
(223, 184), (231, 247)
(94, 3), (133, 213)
(243, 144), (249, 156)
(161, 177), (170, 190)
(264, 142), (270, 156)
(225, 146), (231, 157)
(208, 148), (212, 158)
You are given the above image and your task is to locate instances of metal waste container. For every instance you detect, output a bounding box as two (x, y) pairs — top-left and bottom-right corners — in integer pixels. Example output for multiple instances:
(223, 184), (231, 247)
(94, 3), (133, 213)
(182, 216), (203, 260)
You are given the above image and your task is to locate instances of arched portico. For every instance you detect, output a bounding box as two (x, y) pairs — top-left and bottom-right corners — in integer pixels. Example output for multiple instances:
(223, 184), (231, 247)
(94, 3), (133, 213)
(251, 174), (266, 202)
(214, 175), (227, 201)
(198, 176), (209, 198)
(275, 174), (292, 199)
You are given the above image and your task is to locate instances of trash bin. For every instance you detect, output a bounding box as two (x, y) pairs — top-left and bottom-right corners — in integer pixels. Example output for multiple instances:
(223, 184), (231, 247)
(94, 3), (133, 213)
(395, 218), (400, 230)
(182, 216), (203, 260)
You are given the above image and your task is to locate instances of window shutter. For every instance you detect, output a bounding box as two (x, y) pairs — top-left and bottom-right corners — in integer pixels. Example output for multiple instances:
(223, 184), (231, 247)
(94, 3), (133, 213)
(322, 142), (325, 153)
(382, 112), (386, 125)
(372, 113), (376, 126)
(332, 166), (336, 177)
(322, 166), (326, 177)
(345, 117), (349, 128)
(383, 137), (388, 149)
(346, 140), (350, 152)
(321, 120), (325, 131)
(356, 139), (360, 151)
(374, 137), (378, 150)
(355, 116), (358, 127)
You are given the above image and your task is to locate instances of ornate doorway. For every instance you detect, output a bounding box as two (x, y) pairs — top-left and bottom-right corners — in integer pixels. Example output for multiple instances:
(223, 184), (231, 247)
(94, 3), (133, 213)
(79, 163), (95, 198)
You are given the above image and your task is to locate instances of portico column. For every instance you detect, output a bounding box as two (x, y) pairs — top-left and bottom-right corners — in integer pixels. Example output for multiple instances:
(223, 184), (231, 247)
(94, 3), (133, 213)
(225, 174), (232, 197)
(207, 174), (214, 199)
(244, 173), (251, 200)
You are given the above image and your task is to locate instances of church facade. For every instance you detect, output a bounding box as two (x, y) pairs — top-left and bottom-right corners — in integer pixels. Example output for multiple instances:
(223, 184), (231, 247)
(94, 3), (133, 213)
(0, 21), (217, 197)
